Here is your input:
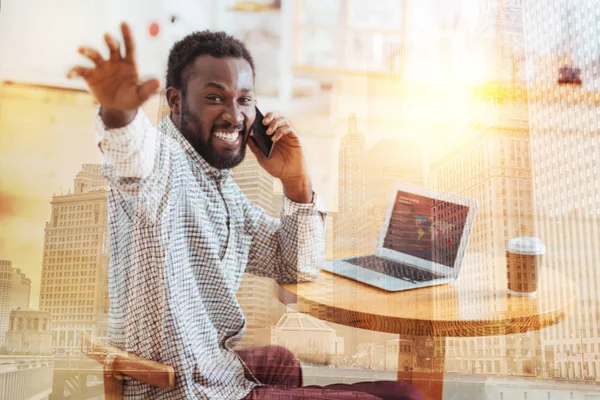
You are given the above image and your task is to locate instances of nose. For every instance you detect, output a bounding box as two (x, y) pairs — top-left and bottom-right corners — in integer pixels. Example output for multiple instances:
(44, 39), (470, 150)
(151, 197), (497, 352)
(222, 100), (244, 127)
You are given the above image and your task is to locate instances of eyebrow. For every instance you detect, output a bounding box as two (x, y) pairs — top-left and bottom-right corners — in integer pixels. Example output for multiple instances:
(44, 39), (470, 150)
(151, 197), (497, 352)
(202, 82), (253, 93)
(203, 82), (227, 91)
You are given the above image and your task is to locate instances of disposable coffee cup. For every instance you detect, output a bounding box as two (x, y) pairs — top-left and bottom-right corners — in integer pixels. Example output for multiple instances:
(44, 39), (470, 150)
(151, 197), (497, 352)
(506, 237), (546, 297)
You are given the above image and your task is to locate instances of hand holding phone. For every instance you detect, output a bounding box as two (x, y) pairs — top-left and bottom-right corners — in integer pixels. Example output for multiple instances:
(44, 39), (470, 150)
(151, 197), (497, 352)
(250, 106), (274, 158)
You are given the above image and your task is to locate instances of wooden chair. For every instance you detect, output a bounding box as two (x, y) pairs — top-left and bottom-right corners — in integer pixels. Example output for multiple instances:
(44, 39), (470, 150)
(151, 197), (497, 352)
(81, 332), (175, 400)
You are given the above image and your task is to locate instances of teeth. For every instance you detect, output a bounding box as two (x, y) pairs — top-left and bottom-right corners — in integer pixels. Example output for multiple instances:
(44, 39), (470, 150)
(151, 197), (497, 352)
(214, 131), (239, 142)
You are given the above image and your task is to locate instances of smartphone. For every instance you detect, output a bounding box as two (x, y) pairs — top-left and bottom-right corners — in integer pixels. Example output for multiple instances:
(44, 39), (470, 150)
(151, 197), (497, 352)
(250, 106), (274, 158)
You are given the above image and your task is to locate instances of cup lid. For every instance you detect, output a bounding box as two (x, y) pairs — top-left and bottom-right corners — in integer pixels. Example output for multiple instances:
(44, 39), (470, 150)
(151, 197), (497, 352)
(505, 236), (546, 255)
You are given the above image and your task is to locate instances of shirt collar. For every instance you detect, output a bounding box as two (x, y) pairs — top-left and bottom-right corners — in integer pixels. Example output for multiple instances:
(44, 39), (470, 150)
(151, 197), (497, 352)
(159, 115), (232, 182)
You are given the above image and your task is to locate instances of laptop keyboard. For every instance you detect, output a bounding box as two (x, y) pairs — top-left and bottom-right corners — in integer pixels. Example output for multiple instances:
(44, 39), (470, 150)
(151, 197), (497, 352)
(345, 255), (442, 283)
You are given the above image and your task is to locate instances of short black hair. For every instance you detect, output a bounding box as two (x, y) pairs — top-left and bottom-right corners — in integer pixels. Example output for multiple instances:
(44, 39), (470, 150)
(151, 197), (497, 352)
(166, 30), (255, 93)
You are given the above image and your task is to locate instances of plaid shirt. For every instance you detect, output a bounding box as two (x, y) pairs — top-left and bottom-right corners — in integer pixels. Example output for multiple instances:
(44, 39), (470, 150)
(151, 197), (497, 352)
(95, 108), (326, 399)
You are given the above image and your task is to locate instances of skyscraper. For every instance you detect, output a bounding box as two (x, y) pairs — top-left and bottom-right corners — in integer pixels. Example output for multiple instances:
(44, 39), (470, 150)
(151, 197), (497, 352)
(523, 0), (600, 380)
(0, 260), (31, 346)
(358, 138), (424, 253)
(334, 113), (367, 258)
(469, 0), (528, 85)
(10, 268), (31, 318)
(429, 110), (535, 375)
(39, 164), (109, 355)
(232, 151), (282, 348)
(428, 0), (540, 376)
(325, 212), (336, 261)
(232, 151), (276, 217)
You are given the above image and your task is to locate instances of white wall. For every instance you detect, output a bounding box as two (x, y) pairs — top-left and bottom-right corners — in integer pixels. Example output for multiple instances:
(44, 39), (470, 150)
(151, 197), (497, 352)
(0, 0), (218, 89)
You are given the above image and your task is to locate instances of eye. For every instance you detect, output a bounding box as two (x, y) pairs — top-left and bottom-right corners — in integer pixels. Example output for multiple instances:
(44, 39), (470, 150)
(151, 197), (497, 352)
(206, 95), (223, 102)
(239, 97), (253, 104)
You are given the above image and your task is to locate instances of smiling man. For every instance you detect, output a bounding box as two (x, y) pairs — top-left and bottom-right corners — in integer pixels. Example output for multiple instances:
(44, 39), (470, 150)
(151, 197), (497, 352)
(67, 23), (422, 400)
(171, 56), (253, 170)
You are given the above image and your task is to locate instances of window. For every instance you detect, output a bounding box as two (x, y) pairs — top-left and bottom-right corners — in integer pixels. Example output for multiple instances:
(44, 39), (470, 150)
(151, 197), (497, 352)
(295, 0), (406, 73)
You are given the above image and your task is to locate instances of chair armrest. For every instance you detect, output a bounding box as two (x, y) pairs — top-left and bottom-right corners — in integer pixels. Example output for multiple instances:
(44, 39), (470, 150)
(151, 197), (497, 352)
(80, 332), (175, 389)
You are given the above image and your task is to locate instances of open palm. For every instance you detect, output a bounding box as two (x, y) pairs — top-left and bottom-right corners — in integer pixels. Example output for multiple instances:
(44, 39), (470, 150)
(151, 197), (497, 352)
(67, 22), (159, 110)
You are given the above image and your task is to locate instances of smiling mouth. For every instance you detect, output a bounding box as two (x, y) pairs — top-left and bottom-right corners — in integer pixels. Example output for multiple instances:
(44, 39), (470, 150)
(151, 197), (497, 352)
(214, 131), (241, 143)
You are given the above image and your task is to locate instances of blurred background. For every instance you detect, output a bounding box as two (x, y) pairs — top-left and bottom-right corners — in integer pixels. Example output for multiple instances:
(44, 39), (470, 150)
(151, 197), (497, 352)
(1, 0), (600, 399)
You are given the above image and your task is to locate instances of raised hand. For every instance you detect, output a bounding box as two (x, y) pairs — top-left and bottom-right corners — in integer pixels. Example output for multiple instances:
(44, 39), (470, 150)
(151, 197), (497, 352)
(67, 22), (160, 118)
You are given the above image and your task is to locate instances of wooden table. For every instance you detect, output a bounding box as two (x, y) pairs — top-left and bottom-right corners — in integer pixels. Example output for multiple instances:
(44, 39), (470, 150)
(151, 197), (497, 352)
(279, 268), (575, 400)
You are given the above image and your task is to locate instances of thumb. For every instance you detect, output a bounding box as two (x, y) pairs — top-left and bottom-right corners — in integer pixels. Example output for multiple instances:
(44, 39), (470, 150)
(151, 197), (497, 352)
(137, 78), (161, 103)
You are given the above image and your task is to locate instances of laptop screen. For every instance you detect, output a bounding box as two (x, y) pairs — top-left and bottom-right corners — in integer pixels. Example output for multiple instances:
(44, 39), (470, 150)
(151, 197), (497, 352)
(383, 190), (470, 267)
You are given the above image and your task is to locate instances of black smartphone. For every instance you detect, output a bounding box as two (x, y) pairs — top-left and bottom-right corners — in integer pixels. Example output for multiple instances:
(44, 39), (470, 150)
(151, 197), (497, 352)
(250, 106), (274, 158)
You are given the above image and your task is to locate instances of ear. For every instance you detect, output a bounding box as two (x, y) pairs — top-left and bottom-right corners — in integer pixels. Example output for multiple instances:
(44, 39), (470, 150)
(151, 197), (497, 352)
(166, 87), (182, 116)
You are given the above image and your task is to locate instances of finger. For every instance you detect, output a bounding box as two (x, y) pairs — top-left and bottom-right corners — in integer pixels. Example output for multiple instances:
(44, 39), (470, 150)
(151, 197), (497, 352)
(78, 47), (105, 66)
(267, 117), (286, 135)
(273, 126), (293, 142)
(104, 33), (122, 61)
(66, 66), (93, 79)
(137, 78), (161, 102)
(263, 112), (280, 125)
(121, 22), (136, 62)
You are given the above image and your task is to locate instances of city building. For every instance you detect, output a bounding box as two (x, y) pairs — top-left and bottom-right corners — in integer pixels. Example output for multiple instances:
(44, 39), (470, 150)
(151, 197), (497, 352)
(232, 150), (276, 217)
(427, 0), (541, 376)
(272, 191), (284, 218)
(5, 309), (52, 354)
(386, 338), (417, 372)
(10, 269), (31, 316)
(38, 164), (109, 355)
(0, 261), (10, 347)
(523, 0), (600, 380)
(271, 311), (344, 366)
(325, 212), (336, 261)
(232, 151), (282, 348)
(333, 119), (430, 370)
(355, 342), (386, 370)
(0, 261), (32, 346)
(358, 138), (425, 253)
(430, 75), (537, 377)
(235, 274), (281, 349)
(468, 0), (529, 85)
(334, 113), (367, 258)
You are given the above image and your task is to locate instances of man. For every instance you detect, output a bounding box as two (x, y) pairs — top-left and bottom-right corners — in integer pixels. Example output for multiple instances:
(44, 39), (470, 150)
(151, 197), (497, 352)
(68, 22), (422, 400)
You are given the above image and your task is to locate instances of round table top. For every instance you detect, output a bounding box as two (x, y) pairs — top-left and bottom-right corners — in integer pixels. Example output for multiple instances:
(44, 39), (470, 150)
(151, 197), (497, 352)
(279, 268), (574, 337)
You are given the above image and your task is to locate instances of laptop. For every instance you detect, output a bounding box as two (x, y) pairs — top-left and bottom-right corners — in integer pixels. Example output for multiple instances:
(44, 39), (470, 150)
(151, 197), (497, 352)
(322, 182), (477, 292)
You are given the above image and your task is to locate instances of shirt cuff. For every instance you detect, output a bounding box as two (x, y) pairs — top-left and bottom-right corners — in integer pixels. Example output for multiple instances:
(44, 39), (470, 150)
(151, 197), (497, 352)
(95, 106), (149, 147)
(282, 191), (327, 217)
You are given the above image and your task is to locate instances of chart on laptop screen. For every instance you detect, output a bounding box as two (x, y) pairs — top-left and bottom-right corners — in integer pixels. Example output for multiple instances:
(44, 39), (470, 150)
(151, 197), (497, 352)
(383, 191), (470, 267)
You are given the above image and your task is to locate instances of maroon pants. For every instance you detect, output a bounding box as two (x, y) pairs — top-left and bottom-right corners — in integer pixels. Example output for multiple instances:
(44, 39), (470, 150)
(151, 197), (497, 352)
(237, 346), (424, 400)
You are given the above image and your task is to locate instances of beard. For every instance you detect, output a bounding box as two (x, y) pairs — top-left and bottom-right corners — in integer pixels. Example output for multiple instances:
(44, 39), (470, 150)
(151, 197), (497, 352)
(179, 100), (248, 170)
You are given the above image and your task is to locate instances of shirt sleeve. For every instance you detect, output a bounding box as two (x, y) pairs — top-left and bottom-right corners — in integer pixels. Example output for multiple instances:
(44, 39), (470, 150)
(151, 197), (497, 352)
(244, 191), (327, 283)
(95, 106), (157, 179)
(95, 106), (169, 224)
